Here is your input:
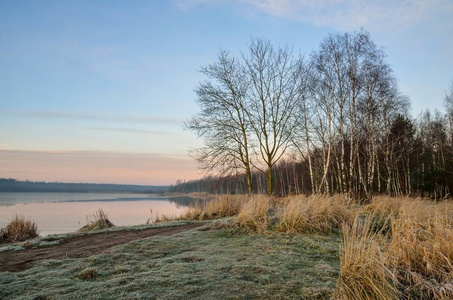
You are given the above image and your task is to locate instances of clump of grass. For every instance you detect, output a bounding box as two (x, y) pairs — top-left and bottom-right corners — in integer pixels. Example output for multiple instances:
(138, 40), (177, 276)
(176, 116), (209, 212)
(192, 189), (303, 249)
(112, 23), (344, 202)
(277, 195), (352, 234)
(0, 215), (38, 243)
(180, 194), (250, 221)
(152, 213), (176, 223)
(173, 194), (352, 234)
(336, 215), (399, 300)
(237, 195), (271, 232)
(388, 208), (453, 298)
(77, 268), (98, 280)
(338, 196), (453, 299)
(78, 209), (115, 232)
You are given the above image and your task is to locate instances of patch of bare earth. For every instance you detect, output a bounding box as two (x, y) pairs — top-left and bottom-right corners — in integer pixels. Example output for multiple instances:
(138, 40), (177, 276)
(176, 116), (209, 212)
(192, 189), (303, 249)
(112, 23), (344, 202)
(0, 223), (202, 272)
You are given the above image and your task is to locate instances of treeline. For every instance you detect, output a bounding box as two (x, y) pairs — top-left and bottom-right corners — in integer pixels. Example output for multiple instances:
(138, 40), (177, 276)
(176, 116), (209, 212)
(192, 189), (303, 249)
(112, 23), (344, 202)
(173, 30), (453, 201)
(171, 108), (453, 199)
(0, 178), (169, 194)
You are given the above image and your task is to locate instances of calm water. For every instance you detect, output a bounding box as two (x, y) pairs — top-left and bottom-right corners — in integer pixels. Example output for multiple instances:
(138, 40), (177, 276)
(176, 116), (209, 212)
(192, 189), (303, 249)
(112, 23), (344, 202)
(0, 193), (196, 235)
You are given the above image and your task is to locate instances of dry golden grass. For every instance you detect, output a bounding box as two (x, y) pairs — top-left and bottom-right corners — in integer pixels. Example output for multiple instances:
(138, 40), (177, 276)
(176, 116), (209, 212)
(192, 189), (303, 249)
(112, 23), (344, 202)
(336, 214), (399, 300)
(157, 193), (453, 299)
(173, 194), (353, 234)
(236, 195), (271, 232)
(0, 214), (38, 243)
(277, 195), (353, 234)
(338, 196), (453, 300)
(179, 194), (250, 221)
(78, 209), (115, 232)
(387, 204), (453, 299)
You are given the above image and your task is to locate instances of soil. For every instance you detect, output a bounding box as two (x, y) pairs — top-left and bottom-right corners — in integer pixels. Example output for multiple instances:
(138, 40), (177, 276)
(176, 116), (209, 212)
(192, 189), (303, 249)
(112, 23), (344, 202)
(0, 223), (203, 273)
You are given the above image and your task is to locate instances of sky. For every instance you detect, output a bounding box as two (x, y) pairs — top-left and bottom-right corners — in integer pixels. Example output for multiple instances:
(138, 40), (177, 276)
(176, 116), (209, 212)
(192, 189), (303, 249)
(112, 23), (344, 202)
(0, 0), (452, 185)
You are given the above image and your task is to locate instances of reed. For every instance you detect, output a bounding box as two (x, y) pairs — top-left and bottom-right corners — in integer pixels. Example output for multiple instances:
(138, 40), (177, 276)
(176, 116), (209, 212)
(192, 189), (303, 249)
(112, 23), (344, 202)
(387, 202), (453, 299)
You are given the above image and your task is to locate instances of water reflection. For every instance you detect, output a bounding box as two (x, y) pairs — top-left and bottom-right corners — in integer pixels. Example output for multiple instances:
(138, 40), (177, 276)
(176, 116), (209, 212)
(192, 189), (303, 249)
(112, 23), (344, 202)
(0, 193), (200, 236)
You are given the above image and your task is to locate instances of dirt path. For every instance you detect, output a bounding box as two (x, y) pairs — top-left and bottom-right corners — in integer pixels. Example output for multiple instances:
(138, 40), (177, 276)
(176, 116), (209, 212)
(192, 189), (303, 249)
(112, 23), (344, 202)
(0, 223), (202, 273)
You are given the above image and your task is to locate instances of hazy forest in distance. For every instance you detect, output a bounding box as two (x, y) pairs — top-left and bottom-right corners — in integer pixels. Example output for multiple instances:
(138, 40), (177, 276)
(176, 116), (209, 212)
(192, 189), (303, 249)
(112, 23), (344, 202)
(170, 30), (453, 201)
(0, 178), (169, 193)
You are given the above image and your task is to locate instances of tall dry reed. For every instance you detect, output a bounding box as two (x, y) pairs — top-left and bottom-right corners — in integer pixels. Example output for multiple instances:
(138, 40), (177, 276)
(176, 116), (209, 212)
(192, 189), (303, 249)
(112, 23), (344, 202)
(387, 202), (453, 299)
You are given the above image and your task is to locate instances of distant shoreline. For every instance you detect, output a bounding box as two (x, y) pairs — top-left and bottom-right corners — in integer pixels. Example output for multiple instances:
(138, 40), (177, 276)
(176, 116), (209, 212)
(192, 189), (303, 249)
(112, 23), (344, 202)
(0, 178), (169, 194)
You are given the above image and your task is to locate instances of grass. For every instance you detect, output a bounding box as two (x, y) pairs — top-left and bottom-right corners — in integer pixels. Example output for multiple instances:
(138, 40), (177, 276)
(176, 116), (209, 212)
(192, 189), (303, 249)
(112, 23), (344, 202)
(78, 209), (115, 232)
(336, 214), (399, 300)
(275, 195), (353, 234)
(2, 195), (453, 299)
(178, 194), (250, 221)
(0, 219), (340, 299)
(168, 194), (453, 299)
(0, 215), (38, 243)
(337, 196), (453, 300)
(176, 194), (352, 235)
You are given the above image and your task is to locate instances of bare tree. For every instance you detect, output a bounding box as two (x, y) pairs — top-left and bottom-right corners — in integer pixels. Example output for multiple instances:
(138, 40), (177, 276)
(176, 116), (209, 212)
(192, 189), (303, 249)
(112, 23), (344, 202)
(184, 31), (446, 199)
(243, 39), (303, 196)
(186, 50), (254, 194)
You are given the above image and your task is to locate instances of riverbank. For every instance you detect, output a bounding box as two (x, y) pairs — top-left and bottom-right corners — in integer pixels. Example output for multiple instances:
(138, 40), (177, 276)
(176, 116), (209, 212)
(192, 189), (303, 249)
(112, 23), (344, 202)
(0, 218), (340, 299)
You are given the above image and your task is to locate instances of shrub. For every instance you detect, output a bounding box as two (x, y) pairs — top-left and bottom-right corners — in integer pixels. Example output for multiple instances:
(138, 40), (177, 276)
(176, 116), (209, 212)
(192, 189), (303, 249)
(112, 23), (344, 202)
(0, 215), (38, 243)
(78, 209), (115, 232)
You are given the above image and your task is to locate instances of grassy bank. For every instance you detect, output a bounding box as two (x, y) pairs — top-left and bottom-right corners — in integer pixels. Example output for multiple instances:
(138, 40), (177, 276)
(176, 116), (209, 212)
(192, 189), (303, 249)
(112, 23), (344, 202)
(0, 219), (340, 299)
(1, 194), (452, 299)
(165, 194), (453, 299)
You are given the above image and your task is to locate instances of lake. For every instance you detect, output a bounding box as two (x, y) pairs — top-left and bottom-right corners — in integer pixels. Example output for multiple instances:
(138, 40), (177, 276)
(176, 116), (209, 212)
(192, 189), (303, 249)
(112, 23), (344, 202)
(0, 193), (197, 236)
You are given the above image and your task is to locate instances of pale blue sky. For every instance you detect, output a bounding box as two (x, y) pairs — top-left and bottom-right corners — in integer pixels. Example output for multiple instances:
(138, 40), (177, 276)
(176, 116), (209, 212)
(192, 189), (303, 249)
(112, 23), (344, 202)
(0, 0), (452, 184)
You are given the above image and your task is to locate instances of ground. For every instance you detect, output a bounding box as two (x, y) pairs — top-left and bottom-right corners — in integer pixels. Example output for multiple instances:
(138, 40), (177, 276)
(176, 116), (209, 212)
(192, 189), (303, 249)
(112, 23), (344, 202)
(0, 219), (340, 299)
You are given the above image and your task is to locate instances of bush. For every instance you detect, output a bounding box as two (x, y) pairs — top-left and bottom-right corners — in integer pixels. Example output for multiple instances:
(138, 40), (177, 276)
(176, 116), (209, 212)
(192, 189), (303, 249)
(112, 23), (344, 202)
(78, 209), (115, 232)
(0, 215), (38, 243)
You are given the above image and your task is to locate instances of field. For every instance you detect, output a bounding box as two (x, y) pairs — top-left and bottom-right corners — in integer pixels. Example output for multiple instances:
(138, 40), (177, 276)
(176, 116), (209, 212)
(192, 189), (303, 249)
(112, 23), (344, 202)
(1, 194), (452, 299)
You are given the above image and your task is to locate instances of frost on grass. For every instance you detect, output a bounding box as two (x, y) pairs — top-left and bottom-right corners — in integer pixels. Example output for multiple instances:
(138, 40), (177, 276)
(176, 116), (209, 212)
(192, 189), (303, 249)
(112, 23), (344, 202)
(0, 222), (340, 300)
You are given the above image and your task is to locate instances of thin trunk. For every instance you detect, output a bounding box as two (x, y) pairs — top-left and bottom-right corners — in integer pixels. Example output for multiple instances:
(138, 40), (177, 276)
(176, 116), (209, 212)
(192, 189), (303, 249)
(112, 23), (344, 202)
(267, 164), (273, 196)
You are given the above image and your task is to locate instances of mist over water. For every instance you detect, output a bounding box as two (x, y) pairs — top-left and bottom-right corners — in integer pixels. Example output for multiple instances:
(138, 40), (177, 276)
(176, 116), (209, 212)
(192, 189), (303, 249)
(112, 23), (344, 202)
(0, 193), (196, 235)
